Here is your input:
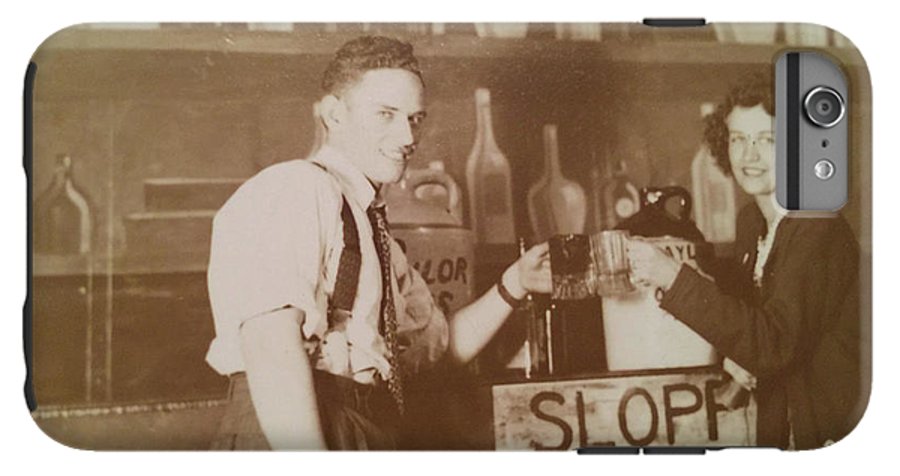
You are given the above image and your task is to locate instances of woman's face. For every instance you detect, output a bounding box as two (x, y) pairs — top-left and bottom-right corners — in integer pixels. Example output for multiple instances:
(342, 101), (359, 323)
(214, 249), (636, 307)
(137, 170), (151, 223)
(726, 104), (775, 197)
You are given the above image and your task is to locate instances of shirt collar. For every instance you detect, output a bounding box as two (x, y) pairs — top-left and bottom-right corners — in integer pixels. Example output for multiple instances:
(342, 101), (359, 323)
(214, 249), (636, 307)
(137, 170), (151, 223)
(311, 145), (379, 209)
(749, 200), (789, 236)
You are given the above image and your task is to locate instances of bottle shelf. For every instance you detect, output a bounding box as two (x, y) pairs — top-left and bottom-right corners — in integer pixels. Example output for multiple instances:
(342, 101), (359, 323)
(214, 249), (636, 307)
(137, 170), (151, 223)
(33, 26), (866, 104)
(40, 26), (863, 64)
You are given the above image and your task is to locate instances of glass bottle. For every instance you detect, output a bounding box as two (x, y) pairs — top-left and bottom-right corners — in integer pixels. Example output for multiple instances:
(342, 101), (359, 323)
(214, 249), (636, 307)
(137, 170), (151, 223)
(588, 151), (606, 233)
(527, 124), (587, 241)
(601, 160), (640, 230)
(34, 154), (92, 255)
(465, 88), (516, 244)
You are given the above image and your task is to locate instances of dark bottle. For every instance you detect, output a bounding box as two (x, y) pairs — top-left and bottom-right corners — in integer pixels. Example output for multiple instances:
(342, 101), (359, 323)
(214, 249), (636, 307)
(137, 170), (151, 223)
(552, 299), (606, 376)
(545, 234), (607, 377)
(34, 154), (92, 255)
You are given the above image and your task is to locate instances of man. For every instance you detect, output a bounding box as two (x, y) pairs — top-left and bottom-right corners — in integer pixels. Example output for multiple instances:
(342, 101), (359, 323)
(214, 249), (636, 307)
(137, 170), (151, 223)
(206, 35), (551, 450)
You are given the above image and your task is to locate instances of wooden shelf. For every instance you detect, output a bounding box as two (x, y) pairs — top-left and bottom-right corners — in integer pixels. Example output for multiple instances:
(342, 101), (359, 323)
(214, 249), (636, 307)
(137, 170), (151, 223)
(33, 251), (208, 277)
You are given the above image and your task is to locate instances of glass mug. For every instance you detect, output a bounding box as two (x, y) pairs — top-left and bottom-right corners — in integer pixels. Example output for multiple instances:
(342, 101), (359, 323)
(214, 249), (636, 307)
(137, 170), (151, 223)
(548, 234), (595, 300)
(549, 230), (637, 300)
(590, 230), (636, 297)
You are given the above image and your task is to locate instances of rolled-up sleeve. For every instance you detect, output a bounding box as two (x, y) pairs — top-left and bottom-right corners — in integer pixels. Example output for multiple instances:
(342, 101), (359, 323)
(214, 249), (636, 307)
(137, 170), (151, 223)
(205, 163), (339, 375)
(660, 219), (856, 380)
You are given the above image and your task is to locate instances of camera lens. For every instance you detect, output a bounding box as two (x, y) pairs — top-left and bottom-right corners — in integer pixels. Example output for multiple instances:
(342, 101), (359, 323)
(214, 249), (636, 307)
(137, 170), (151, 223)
(803, 86), (845, 128)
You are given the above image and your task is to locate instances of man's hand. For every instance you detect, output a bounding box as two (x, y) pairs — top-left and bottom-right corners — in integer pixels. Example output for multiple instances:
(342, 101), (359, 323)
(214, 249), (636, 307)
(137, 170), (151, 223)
(449, 242), (552, 363)
(502, 242), (552, 299)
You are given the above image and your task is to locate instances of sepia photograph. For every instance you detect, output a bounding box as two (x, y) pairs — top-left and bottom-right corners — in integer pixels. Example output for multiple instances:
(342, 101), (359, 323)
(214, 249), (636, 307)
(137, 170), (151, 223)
(26, 21), (871, 452)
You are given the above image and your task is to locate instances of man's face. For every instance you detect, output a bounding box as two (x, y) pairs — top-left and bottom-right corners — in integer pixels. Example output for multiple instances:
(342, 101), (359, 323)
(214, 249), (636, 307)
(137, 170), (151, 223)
(726, 104), (776, 197)
(330, 68), (426, 186)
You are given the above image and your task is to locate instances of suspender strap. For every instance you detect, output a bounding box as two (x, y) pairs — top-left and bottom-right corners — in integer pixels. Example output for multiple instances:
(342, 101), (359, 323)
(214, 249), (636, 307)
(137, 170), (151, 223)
(331, 198), (361, 323)
(310, 161), (362, 330)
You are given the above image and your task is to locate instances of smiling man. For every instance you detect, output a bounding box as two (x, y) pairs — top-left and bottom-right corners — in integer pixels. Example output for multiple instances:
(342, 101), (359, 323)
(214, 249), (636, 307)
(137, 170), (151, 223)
(205, 36), (551, 450)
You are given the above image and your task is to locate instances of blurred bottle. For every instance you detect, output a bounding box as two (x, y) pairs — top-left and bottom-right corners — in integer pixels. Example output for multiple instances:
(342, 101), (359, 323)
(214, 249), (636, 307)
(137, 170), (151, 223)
(475, 23), (528, 38)
(246, 23), (294, 32)
(406, 23), (431, 35)
(443, 23), (477, 36)
(521, 238), (548, 379)
(465, 88), (516, 244)
(527, 125), (587, 241)
(588, 151), (607, 233)
(554, 23), (602, 41)
(34, 154), (92, 255)
(601, 160), (640, 230)
(691, 102), (736, 243)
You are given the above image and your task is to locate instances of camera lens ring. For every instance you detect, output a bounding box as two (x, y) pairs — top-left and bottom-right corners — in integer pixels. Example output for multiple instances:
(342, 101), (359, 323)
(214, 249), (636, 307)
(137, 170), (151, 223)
(803, 86), (846, 128)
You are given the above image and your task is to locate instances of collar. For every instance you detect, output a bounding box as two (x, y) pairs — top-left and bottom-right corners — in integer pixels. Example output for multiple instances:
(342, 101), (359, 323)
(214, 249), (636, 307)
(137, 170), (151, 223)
(310, 145), (379, 209)
(743, 200), (788, 239)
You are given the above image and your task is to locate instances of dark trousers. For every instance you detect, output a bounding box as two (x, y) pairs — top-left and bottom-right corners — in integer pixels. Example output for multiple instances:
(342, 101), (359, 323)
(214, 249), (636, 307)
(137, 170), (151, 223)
(210, 371), (400, 450)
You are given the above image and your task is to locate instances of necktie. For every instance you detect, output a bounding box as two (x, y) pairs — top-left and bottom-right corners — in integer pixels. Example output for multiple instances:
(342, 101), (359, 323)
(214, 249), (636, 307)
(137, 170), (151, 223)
(367, 203), (405, 416)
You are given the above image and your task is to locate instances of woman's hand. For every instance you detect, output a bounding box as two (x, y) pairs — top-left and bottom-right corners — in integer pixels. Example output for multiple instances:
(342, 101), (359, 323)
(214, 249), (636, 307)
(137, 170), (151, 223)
(627, 238), (682, 291)
(502, 242), (552, 299)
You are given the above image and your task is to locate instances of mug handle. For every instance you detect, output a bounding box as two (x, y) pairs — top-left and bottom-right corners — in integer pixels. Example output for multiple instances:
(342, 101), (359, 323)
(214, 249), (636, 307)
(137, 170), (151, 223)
(408, 170), (463, 222)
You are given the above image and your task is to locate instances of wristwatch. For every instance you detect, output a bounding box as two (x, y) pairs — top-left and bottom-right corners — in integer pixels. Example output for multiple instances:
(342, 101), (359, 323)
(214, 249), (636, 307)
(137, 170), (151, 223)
(497, 278), (526, 309)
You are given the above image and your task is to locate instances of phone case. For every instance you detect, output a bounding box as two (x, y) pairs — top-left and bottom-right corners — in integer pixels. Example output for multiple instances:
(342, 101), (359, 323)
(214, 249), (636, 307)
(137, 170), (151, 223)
(25, 21), (871, 452)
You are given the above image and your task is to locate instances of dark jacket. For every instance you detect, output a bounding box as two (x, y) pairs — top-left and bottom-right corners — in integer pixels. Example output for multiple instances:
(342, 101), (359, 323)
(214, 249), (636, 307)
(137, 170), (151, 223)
(660, 204), (866, 449)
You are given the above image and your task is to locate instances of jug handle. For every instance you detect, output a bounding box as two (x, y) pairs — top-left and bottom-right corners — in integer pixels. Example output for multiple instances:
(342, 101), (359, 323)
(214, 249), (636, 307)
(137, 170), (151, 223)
(641, 186), (693, 222)
(661, 186), (693, 222)
(407, 171), (461, 217)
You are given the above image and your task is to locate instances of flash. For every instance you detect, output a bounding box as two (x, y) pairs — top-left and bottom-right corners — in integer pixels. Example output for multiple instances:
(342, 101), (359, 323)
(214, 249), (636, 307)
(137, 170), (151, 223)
(814, 159), (835, 180)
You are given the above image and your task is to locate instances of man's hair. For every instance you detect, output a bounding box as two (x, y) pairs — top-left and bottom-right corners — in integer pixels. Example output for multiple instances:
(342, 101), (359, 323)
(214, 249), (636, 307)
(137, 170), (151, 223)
(321, 36), (424, 95)
(703, 73), (775, 176)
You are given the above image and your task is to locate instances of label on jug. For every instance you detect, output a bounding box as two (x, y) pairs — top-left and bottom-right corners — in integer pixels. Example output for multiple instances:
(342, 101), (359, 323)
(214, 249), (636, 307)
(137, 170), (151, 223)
(393, 229), (475, 316)
(602, 237), (716, 371)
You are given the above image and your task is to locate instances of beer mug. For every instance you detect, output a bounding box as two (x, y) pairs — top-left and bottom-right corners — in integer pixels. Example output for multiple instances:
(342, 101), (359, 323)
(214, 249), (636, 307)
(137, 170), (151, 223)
(548, 234), (595, 300)
(590, 230), (636, 296)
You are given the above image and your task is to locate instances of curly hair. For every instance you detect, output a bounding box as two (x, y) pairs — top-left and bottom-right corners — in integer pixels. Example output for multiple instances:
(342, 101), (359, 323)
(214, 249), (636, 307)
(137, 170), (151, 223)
(704, 74), (775, 176)
(321, 36), (424, 95)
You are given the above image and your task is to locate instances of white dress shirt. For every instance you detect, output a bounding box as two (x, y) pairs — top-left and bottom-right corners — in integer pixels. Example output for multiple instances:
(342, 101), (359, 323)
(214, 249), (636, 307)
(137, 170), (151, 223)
(206, 145), (448, 384)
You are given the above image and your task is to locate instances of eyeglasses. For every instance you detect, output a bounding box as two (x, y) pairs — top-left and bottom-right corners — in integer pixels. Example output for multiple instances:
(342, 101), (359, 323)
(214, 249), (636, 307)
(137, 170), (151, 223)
(729, 131), (775, 154)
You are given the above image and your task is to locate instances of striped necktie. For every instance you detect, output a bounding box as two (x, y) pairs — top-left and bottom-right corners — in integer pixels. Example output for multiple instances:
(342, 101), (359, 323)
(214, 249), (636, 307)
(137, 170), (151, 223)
(366, 203), (404, 415)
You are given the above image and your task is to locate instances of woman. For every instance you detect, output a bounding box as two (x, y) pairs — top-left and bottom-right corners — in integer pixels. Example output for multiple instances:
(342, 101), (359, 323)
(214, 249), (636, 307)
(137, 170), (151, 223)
(627, 76), (864, 450)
